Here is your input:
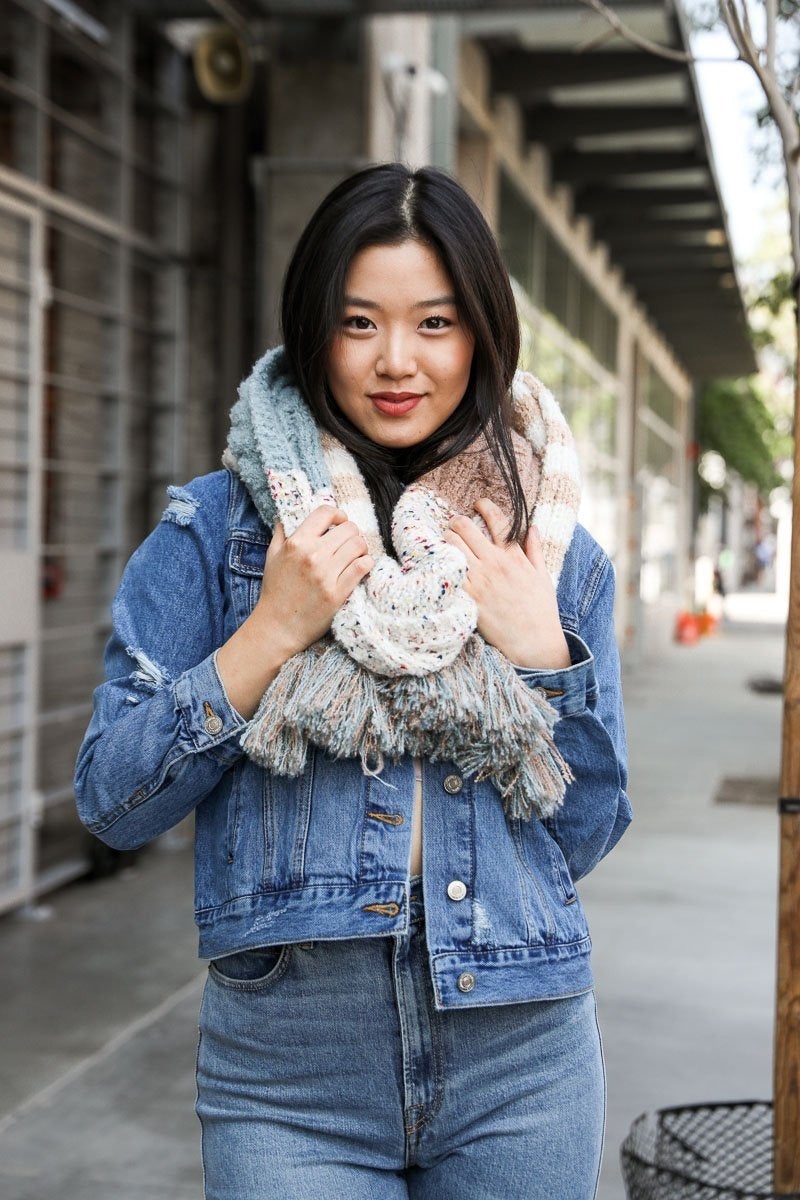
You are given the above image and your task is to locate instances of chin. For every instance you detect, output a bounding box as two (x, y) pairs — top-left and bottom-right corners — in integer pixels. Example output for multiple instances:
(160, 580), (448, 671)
(368, 427), (428, 450)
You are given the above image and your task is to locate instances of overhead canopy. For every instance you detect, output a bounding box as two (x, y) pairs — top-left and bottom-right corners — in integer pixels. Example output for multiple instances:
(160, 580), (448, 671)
(462, 1), (756, 380)
(136, 0), (756, 380)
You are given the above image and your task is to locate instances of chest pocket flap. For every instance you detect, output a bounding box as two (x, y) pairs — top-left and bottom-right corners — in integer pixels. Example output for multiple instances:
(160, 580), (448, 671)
(228, 534), (268, 577)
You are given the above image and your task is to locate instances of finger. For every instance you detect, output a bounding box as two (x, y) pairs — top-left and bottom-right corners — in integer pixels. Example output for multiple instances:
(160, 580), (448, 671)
(266, 521), (285, 558)
(473, 497), (511, 545)
(294, 504), (350, 539)
(317, 519), (368, 557)
(443, 527), (479, 566)
(329, 528), (370, 572)
(447, 513), (491, 559)
(524, 523), (544, 566)
(337, 554), (374, 594)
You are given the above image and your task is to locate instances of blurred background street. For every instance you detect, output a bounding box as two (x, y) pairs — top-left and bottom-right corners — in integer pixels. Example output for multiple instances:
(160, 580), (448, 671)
(0, 587), (786, 1200)
(0, 1), (795, 1196)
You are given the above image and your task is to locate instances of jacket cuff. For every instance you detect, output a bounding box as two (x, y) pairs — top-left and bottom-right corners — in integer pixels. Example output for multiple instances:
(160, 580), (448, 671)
(512, 631), (597, 717)
(174, 650), (248, 762)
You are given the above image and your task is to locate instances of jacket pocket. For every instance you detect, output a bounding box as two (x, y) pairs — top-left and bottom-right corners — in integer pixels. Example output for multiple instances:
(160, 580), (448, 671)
(227, 533), (268, 622)
(541, 817), (578, 904)
(511, 816), (588, 945)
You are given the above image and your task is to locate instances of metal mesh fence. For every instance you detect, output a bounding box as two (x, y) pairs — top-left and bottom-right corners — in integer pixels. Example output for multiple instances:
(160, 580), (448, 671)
(621, 1101), (800, 1199)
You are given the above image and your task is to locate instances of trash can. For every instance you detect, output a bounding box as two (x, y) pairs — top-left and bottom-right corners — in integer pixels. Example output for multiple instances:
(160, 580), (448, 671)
(621, 1100), (800, 1198)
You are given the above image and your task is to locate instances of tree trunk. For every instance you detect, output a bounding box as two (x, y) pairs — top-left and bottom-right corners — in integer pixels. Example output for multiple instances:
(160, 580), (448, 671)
(774, 276), (800, 1192)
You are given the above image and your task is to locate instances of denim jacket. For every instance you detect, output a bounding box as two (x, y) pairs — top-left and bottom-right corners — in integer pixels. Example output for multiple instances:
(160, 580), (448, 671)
(74, 468), (631, 1011)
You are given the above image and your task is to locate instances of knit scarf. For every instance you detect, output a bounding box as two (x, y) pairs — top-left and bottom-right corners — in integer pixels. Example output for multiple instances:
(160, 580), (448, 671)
(223, 346), (582, 821)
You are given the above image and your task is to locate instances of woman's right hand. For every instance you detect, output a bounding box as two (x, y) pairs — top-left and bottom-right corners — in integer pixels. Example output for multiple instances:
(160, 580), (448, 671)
(215, 505), (373, 720)
(256, 505), (374, 658)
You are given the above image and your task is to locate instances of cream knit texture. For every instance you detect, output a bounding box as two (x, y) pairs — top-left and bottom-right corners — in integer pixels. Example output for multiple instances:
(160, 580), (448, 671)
(224, 346), (582, 821)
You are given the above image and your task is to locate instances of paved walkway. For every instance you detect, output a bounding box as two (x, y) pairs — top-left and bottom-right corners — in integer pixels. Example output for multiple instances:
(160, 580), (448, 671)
(585, 595), (784, 1198)
(0, 594), (786, 1199)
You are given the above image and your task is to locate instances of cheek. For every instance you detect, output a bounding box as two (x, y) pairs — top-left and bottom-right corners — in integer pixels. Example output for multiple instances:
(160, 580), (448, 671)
(327, 341), (362, 395)
(441, 343), (473, 391)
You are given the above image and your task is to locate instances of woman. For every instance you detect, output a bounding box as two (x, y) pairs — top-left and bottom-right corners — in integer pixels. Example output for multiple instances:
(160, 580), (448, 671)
(75, 163), (631, 1199)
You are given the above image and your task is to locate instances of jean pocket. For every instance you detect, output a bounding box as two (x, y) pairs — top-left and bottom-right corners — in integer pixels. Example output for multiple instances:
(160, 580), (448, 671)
(208, 944), (290, 991)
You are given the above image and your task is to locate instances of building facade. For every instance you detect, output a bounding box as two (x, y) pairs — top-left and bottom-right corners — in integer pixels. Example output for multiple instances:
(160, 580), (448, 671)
(0, 0), (753, 909)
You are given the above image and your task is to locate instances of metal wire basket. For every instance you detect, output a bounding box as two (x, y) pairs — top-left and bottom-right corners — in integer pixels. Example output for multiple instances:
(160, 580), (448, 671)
(621, 1101), (800, 1199)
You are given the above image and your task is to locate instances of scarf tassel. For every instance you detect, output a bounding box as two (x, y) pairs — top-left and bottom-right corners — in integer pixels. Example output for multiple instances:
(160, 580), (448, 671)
(240, 635), (574, 821)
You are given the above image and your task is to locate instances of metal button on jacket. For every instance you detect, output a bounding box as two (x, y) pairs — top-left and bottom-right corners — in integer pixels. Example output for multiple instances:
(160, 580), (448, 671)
(443, 774), (463, 795)
(204, 714), (223, 735)
(447, 879), (467, 901)
(457, 971), (476, 993)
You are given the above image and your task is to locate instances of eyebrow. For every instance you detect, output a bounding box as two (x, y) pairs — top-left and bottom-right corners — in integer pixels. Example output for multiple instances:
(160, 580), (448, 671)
(343, 295), (458, 310)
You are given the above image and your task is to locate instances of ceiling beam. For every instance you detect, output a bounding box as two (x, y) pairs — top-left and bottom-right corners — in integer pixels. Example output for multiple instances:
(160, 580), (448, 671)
(524, 105), (692, 146)
(618, 251), (733, 272)
(553, 149), (707, 184)
(633, 274), (739, 293)
(575, 186), (717, 214)
(596, 218), (726, 239)
(490, 50), (682, 100)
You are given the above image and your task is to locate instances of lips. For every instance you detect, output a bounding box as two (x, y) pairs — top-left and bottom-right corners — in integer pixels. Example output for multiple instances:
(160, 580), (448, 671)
(369, 392), (424, 416)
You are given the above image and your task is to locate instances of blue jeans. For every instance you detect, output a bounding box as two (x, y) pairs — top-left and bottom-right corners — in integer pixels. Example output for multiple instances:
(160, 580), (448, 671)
(196, 877), (606, 1199)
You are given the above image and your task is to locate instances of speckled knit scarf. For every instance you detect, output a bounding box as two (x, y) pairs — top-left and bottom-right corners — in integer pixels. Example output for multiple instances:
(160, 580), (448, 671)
(223, 346), (581, 820)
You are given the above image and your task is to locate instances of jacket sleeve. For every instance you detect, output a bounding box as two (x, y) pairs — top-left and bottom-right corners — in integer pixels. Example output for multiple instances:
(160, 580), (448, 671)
(515, 551), (632, 881)
(74, 473), (248, 851)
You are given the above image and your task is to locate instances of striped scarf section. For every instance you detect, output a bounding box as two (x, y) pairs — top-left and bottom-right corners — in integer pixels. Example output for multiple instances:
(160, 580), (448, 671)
(224, 346), (582, 820)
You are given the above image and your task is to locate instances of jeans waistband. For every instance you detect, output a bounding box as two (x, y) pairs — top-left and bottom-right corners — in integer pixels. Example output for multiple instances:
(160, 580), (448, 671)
(408, 875), (424, 926)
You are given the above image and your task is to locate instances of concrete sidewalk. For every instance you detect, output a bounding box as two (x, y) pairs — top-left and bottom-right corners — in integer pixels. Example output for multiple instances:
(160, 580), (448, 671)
(0, 595), (786, 1199)
(585, 597), (784, 1198)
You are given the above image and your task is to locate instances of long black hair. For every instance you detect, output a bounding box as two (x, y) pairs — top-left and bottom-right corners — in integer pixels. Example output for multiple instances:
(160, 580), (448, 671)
(280, 163), (527, 548)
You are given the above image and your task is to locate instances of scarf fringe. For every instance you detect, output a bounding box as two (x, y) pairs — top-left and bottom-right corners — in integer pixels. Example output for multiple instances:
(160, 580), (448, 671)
(240, 635), (574, 821)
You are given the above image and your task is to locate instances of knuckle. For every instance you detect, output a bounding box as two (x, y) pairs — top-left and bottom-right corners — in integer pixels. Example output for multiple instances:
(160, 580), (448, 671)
(319, 581), (337, 605)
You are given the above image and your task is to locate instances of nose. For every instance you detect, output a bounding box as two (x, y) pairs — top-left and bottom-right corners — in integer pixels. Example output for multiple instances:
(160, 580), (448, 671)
(375, 329), (417, 381)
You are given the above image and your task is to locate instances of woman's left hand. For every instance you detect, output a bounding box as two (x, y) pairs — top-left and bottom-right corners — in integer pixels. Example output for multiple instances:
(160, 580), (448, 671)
(443, 497), (571, 670)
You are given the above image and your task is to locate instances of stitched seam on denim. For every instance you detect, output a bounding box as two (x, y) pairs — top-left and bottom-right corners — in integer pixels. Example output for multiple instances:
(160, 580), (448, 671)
(468, 786), (478, 946)
(194, 1024), (207, 1197)
(578, 550), (610, 623)
(543, 825), (577, 904)
(358, 772), (374, 883)
(510, 818), (555, 941)
(429, 935), (592, 961)
(506, 821), (535, 944)
(261, 768), (276, 890)
(208, 944), (291, 991)
(591, 993), (607, 1200)
(224, 466), (236, 531)
(422, 947), (446, 1129)
(402, 942), (446, 1137)
(392, 932), (423, 1152)
(224, 761), (244, 863)
(292, 754), (314, 887)
(194, 880), (409, 916)
(88, 745), (194, 836)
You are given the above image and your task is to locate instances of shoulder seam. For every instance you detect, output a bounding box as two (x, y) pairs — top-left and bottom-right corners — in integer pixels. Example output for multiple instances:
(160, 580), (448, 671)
(578, 548), (611, 624)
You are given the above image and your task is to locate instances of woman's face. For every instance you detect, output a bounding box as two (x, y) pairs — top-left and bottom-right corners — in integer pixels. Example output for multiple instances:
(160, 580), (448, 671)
(326, 239), (475, 449)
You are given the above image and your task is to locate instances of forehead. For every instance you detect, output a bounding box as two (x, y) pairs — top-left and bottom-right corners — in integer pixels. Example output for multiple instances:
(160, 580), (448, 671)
(344, 239), (454, 300)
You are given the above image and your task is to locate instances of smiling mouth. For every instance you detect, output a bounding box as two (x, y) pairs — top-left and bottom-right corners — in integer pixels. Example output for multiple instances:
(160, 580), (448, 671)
(369, 392), (424, 415)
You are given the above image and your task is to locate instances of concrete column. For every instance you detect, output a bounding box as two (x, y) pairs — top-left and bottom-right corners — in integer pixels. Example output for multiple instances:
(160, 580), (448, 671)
(615, 302), (637, 651)
(365, 16), (434, 166)
(255, 20), (367, 347)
